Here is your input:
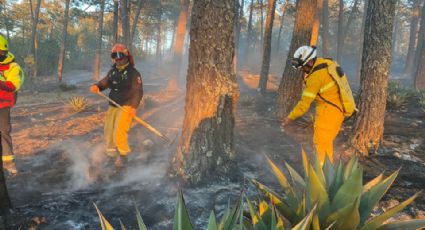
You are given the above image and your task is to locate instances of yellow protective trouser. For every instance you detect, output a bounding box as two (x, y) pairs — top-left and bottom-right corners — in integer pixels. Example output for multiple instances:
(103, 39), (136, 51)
(313, 103), (344, 165)
(104, 106), (134, 156)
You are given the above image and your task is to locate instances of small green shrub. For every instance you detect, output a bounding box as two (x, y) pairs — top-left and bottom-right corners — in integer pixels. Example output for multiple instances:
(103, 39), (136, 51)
(418, 90), (425, 113)
(142, 96), (156, 109)
(59, 82), (77, 92)
(239, 95), (255, 107)
(387, 81), (410, 110)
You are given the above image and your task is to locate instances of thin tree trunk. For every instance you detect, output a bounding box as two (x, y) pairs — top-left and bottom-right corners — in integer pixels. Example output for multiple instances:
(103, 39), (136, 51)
(172, 0), (239, 184)
(414, 2), (425, 89)
(112, 0), (119, 44)
(120, 0), (130, 47)
(246, 0), (254, 52)
(174, 0), (189, 57)
(356, 0), (369, 82)
(322, 0), (330, 56)
(29, 0), (42, 79)
(57, 0), (71, 83)
(130, 0), (143, 46)
(336, 0), (344, 62)
(259, 0), (264, 46)
(93, 0), (105, 81)
(276, 0), (289, 54)
(276, 0), (317, 118)
(156, 4), (162, 63)
(349, 0), (396, 155)
(258, 0), (277, 94)
(310, 0), (323, 46)
(404, 0), (420, 76)
(339, 0), (360, 58)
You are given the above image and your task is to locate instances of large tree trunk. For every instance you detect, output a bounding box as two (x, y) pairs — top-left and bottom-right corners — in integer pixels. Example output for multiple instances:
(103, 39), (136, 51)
(321, 0), (330, 56)
(120, 0), (131, 47)
(112, 0), (119, 44)
(414, 2), (425, 89)
(57, 0), (71, 83)
(258, 0), (277, 95)
(276, 0), (289, 54)
(174, 0), (189, 57)
(404, 0), (420, 76)
(92, 0), (105, 81)
(172, 0), (239, 184)
(336, 0), (344, 62)
(349, 0), (396, 155)
(29, 0), (42, 79)
(276, 0), (317, 118)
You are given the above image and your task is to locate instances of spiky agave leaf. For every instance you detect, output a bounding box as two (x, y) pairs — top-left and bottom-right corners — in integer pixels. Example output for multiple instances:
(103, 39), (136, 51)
(119, 219), (127, 230)
(291, 205), (317, 230)
(219, 196), (241, 230)
(326, 198), (360, 229)
(207, 211), (218, 230)
(331, 167), (363, 211)
(306, 164), (330, 220)
(172, 190), (193, 230)
(94, 203), (115, 230)
(376, 219), (425, 230)
(135, 207), (148, 230)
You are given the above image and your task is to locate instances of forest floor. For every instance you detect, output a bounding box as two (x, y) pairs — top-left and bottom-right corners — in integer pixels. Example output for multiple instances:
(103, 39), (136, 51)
(4, 61), (425, 229)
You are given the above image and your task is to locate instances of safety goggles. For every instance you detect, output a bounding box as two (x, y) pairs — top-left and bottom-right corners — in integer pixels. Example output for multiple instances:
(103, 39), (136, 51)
(111, 52), (127, 59)
(291, 58), (304, 69)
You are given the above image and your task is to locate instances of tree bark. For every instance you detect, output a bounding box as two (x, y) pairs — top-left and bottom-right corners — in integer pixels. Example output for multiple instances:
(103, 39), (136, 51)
(57, 0), (71, 83)
(156, 3), (162, 63)
(29, 0), (42, 79)
(276, 0), (289, 54)
(321, 0), (330, 57)
(258, 0), (264, 46)
(349, 0), (396, 155)
(339, 0), (360, 58)
(404, 0), (420, 76)
(92, 0), (105, 81)
(120, 0), (131, 47)
(336, 0), (344, 62)
(276, 0), (317, 118)
(414, 2), (425, 89)
(112, 0), (119, 44)
(356, 0), (369, 82)
(246, 0), (255, 52)
(172, 0), (239, 184)
(258, 0), (277, 94)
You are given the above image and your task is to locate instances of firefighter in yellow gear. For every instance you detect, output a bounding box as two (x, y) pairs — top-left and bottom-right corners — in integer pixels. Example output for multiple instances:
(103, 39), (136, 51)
(90, 43), (143, 168)
(0, 35), (24, 175)
(283, 46), (347, 165)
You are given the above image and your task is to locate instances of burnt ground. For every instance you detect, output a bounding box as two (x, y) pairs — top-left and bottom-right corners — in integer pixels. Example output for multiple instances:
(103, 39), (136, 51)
(3, 62), (425, 229)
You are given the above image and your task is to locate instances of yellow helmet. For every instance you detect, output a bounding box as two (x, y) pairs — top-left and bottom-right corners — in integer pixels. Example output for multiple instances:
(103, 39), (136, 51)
(0, 35), (8, 51)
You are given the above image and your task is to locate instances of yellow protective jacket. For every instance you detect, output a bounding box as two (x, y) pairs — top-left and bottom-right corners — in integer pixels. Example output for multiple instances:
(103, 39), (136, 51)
(0, 52), (23, 108)
(288, 58), (343, 120)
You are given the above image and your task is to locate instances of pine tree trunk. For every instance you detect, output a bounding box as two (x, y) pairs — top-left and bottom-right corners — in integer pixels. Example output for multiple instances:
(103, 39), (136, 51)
(404, 0), (420, 76)
(120, 0), (131, 47)
(356, 0), (369, 82)
(276, 0), (289, 54)
(414, 2), (425, 89)
(93, 0), (105, 81)
(172, 0), (239, 184)
(258, 0), (277, 94)
(276, 0), (317, 118)
(234, 0), (242, 73)
(29, 0), (42, 79)
(321, 0), (330, 57)
(336, 0), (344, 62)
(156, 4), (162, 63)
(259, 0), (264, 46)
(57, 0), (71, 83)
(246, 0), (254, 52)
(349, 0), (396, 155)
(112, 0), (119, 44)
(310, 0), (323, 46)
(130, 0), (143, 47)
(174, 0), (189, 57)
(339, 0), (360, 56)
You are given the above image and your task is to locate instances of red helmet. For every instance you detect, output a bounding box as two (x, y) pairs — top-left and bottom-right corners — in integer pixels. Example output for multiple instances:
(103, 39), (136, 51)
(111, 43), (134, 66)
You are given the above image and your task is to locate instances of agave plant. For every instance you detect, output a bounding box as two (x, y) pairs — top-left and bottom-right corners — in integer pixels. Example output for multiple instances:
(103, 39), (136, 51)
(95, 190), (317, 230)
(251, 150), (425, 230)
(386, 82), (410, 110)
(68, 96), (88, 112)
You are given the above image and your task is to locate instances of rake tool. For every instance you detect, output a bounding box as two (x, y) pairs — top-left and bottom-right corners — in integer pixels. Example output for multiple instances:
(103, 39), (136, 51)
(96, 92), (174, 144)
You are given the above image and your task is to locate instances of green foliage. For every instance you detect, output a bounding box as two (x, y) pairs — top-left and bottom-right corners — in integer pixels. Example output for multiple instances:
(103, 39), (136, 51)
(387, 81), (411, 110)
(142, 96), (156, 109)
(68, 96), (87, 112)
(58, 82), (77, 91)
(240, 95), (255, 107)
(251, 150), (425, 230)
(417, 90), (425, 113)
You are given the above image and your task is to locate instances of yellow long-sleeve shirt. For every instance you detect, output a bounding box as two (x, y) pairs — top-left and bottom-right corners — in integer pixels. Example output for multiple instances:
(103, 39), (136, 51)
(288, 58), (343, 120)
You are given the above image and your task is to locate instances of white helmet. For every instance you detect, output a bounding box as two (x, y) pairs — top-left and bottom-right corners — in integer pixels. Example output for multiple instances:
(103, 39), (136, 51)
(291, 46), (317, 69)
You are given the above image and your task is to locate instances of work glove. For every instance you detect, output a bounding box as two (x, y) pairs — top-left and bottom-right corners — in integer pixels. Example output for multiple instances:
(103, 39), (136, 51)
(90, 84), (100, 94)
(122, 105), (136, 118)
(282, 117), (292, 127)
